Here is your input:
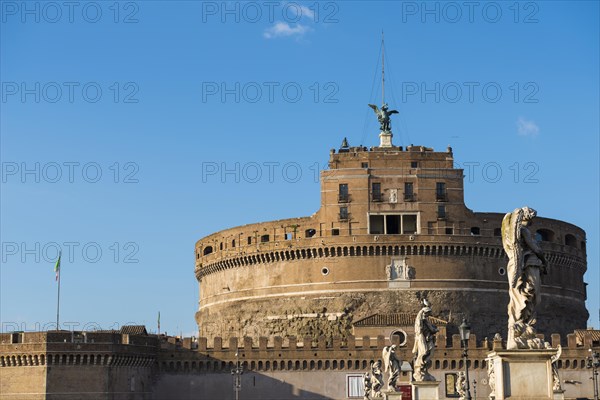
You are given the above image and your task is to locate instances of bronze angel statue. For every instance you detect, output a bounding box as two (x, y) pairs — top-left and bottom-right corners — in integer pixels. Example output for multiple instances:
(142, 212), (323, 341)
(501, 206), (549, 350)
(368, 103), (398, 133)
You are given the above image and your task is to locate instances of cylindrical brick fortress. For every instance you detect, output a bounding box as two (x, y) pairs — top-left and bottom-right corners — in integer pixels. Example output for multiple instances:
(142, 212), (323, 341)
(195, 145), (588, 342)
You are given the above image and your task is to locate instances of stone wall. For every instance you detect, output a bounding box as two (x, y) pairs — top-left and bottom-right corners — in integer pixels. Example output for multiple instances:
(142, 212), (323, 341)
(0, 331), (157, 400)
(156, 332), (600, 399)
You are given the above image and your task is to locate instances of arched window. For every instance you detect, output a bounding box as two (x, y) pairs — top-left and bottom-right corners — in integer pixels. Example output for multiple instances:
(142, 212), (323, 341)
(203, 246), (213, 255)
(565, 234), (577, 247)
(305, 229), (316, 238)
(535, 229), (555, 242)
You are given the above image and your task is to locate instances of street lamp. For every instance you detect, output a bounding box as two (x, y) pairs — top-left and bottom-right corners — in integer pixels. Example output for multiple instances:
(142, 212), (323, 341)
(231, 352), (243, 400)
(459, 319), (473, 400)
(587, 348), (600, 400)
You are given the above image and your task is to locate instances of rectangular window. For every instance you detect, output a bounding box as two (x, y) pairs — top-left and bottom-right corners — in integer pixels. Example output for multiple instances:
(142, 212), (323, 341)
(260, 234), (270, 243)
(372, 182), (382, 202)
(332, 228), (340, 236)
(347, 375), (364, 398)
(370, 214), (418, 235)
(247, 236), (252, 245)
(369, 215), (385, 234)
(361, 162), (369, 168)
(284, 233), (293, 240)
(446, 227), (454, 235)
(438, 205), (446, 219)
(339, 183), (349, 202)
(404, 182), (414, 201)
(386, 215), (400, 234)
(402, 215), (417, 234)
(436, 182), (447, 201)
(339, 207), (349, 221)
(411, 161), (418, 168)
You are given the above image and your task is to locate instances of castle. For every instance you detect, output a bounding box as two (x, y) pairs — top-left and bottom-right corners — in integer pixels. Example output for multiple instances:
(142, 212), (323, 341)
(1, 127), (595, 400)
(194, 139), (588, 343)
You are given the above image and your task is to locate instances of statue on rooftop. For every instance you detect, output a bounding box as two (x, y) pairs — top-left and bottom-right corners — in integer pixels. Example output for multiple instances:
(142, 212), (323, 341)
(368, 103), (398, 133)
(502, 206), (549, 350)
(413, 299), (439, 381)
(382, 344), (402, 391)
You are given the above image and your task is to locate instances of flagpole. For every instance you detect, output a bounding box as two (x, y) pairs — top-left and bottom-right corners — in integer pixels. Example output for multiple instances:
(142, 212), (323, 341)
(56, 251), (61, 330)
(56, 271), (61, 330)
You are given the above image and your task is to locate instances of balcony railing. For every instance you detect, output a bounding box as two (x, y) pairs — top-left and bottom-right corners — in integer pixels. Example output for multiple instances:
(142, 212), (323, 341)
(404, 193), (415, 202)
(372, 192), (383, 202)
(436, 192), (448, 202)
(338, 193), (350, 203)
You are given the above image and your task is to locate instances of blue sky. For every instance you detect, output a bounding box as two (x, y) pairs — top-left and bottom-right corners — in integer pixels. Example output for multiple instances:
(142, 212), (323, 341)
(1, 1), (598, 337)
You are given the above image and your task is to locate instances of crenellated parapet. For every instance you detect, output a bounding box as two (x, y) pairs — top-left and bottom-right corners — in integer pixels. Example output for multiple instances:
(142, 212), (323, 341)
(157, 331), (600, 374)
(0, 330), (158, 368)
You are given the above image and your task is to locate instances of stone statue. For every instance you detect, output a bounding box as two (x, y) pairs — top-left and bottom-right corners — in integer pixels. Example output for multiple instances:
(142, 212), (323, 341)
(363, 371), (372, 400)
(385, 263), (392, 280)
(487, 357), (496, 399)
(368, 103), (399, 133)
(548, 344), (562, 391)
(456, 371), (467, 400)
(389, 189), (398, 204)
(364, 360), (384, 398)
(501, 207), (549, 349)
(382, 344), (402, 391)
(394, 259), (404, 280)
(412, 299), (439, 381)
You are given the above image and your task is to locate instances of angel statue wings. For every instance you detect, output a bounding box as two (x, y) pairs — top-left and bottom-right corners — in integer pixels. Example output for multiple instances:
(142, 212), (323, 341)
(501, 206), (549, 350)
(382, 344), (401, 391)
(368, 103), (398, 133)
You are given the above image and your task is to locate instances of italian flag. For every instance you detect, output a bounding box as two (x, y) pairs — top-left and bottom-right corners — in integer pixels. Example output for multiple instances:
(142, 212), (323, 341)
(54, 252), (61, 281)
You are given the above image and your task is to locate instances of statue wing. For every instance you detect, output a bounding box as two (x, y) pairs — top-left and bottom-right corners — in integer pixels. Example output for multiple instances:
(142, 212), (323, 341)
(502, 210), (523, 288)
(388, 110), (399, 115)
(368, 104), (379, 112)
(382, 346), (390, 372)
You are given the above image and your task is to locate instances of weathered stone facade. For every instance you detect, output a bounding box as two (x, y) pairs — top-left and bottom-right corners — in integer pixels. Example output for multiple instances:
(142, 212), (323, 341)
(195, 144), (588, 343)
(3, 329), (599, 399)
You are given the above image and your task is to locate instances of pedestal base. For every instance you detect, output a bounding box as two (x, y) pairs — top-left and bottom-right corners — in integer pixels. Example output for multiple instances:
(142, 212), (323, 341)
(379, 132), (393, 147)
(383, 390), (403, 400)
(553, 390), (565, 400)
(411, 380), (440, 400)
(487, 349), (556, 400)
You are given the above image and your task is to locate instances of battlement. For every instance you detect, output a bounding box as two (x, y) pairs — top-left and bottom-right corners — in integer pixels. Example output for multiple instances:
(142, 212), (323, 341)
(163, 331), (599, 353)
(155, 331), (600, 374)
(327, 144), (454, 170)
(0, 330), (158, 368)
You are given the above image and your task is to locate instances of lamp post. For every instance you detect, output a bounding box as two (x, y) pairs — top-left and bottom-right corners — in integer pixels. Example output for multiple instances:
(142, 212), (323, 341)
(587, 348), (600, 400)
(231, 352), (243, 400)
(459, 319), (472, 400)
